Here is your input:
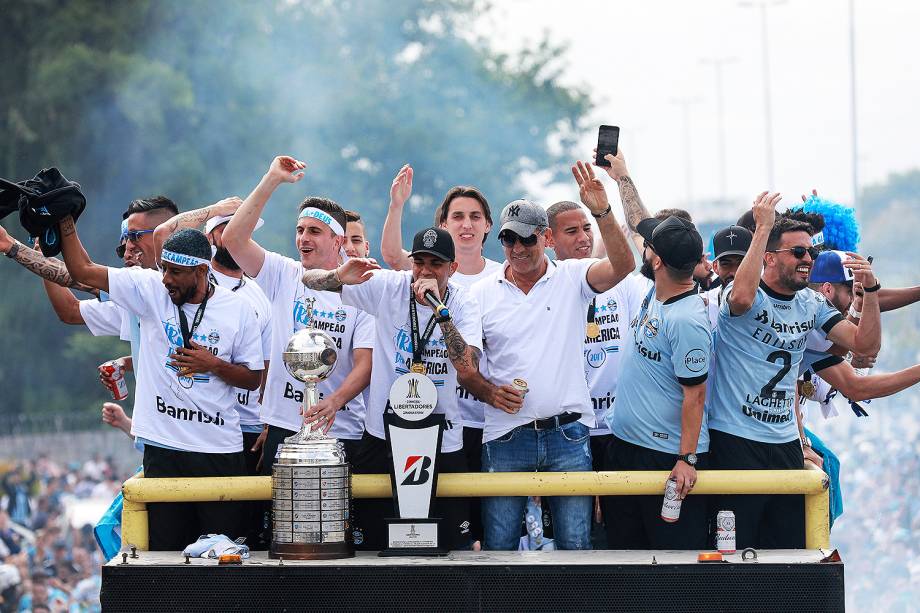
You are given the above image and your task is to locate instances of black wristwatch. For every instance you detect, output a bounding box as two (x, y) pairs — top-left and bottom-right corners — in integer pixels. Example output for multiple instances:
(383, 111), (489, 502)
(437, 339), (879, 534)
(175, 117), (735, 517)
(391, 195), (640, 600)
(435, 312), (451, 324)
(677, 453), (698, 466)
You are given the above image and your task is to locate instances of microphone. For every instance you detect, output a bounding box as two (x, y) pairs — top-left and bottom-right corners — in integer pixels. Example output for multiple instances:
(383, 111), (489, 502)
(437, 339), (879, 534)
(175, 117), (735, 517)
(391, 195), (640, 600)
(423, 290), (450, 318)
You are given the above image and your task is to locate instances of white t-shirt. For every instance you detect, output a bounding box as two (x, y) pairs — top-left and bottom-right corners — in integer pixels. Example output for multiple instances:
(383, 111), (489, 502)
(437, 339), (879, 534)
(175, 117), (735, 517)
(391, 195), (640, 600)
(210, 269), (273, 428)
(256, 251), (374, 439)
(584, 273), (648, 436)
(451, 258), (502, 429)
(341, 269), (483, 453)
(108, 267), (263, 453)
(80, 299), (125, 338)
(471, 257), (598, 443)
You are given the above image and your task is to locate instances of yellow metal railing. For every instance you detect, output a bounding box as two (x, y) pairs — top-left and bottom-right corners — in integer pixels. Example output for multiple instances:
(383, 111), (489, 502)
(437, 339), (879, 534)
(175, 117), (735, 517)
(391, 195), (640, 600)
(121, 466), (830, 552)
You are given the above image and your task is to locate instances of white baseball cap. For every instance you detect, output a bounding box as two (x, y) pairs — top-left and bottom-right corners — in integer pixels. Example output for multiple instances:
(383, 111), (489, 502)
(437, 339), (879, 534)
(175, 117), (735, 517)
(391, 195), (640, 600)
(204, 214), (264, 235)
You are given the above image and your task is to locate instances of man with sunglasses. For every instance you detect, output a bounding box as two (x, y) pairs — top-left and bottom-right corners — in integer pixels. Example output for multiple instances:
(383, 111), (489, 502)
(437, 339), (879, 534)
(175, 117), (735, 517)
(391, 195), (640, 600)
(706, 191), (881, 550)
(469, 161), (633, 551)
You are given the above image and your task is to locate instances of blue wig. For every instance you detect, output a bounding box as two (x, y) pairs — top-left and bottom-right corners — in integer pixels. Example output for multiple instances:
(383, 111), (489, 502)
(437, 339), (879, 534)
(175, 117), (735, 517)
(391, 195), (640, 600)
(793, 195), (860, 252)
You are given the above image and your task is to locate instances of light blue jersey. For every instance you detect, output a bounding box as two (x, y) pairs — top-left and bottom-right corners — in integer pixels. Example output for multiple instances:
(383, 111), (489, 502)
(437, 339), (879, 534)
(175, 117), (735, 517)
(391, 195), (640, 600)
(707, 281), (843, 443)
(609, 286), (712, 454)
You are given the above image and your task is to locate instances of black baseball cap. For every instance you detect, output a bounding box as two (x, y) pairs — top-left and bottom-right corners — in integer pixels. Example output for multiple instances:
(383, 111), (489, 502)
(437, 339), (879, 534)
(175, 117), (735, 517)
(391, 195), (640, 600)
(712, 225), (752, 261)
(637, 215), (704, 270)
(410, 227), (455, 262)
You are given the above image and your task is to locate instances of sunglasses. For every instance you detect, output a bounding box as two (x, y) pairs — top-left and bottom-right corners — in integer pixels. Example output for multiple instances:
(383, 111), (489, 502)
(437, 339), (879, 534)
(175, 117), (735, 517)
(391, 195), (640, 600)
(770, 246), (820, 260)
(120, 229), (154, 243)
(115, 243), (126, 258)
(499, 230), (541, 248)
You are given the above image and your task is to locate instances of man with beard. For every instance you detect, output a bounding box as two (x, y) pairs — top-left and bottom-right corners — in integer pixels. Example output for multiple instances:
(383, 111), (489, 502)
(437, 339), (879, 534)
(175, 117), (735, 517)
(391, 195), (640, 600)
(221, 156), (373, 478)
(603, 213), (712, 549)
(380, 166), (501, 547)
(151, 199), (273, 477)
(57, 218), (263, 550)
(707, 192), (881, 549)
(469, 161), (633, 551)
(301, 227), (485, 551)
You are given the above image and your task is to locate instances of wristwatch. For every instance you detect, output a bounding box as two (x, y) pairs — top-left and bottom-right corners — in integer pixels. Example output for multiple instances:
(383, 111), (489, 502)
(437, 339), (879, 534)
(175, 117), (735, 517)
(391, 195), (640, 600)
(801, 436), (812, 449)
(677, 453), (698, 466)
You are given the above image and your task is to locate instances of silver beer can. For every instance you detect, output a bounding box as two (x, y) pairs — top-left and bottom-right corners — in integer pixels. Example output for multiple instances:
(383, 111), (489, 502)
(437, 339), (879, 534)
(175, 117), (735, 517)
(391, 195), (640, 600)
(716, 510), (736, 554)
(660, 478), (682, 523)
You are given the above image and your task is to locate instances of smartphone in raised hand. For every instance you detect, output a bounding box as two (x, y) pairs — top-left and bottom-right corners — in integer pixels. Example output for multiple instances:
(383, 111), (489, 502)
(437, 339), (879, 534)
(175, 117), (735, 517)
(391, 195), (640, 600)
(595, 125), (620, 167)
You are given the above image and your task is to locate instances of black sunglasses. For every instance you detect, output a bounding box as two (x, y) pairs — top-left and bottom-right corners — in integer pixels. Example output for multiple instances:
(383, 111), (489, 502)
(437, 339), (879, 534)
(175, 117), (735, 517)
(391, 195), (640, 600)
(770, 246), (820, 260)
(499, 230), (540, 248)
(121, 229), (154, 243)
(115, 243), (126, 258)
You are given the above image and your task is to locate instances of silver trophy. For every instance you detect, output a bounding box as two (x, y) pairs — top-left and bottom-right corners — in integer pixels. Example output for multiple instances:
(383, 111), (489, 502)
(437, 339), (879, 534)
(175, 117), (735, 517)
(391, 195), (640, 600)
(270, 325), (354, 560)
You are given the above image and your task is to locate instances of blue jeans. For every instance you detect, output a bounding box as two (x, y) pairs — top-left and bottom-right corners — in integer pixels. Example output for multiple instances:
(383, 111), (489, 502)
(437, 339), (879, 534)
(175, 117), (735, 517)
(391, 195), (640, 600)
(481, 421), (593, 550)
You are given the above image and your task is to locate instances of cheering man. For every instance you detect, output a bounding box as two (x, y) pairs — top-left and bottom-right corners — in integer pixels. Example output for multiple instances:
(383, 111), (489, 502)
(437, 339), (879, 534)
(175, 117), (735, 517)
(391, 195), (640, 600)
(604, 215), (712, 549)
(302, 226), (484, 550)
(469, 161), (633, 551)
(57, 217), (263, 550)
(222, 156), (373, 470)
(707, 192), (881, 549)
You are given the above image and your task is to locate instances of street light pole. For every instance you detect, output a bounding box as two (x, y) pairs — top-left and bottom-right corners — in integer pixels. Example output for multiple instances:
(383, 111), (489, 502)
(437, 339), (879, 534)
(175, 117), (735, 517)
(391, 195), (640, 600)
(671, 97), (700, 208)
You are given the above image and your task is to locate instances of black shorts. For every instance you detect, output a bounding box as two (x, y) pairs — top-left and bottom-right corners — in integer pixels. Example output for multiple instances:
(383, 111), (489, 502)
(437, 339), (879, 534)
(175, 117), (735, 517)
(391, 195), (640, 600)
(351, 432), (472, 551)
(260, 425), (363, 476)
(601, 436), (709, 550)
(708, 429), (805, 549)
(142, 444), (247, 551)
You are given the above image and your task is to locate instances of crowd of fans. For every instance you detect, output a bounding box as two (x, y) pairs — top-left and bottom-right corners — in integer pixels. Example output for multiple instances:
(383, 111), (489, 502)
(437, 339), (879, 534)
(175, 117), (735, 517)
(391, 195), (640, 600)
(0, 455), (125, 613)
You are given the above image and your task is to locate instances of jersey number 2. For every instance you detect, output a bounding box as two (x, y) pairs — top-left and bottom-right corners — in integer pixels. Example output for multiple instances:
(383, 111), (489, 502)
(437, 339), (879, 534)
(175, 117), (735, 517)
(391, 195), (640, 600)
(760, 350), (792, 398)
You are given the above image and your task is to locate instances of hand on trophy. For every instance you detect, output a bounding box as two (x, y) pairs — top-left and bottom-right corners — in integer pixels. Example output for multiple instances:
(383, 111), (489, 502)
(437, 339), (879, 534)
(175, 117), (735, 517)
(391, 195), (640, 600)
(301, 396), (339, 435)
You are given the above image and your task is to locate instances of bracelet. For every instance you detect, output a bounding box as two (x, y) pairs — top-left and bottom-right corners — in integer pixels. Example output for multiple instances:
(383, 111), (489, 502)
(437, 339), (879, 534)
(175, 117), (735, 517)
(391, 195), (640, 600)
(848, 305), (862, 319)
(5, 241), (20, 259)
(592, 205), (613, 220)
(333, 267), (343, 284)
(435, 314), (451, 324)
(863, 282), (881, 293)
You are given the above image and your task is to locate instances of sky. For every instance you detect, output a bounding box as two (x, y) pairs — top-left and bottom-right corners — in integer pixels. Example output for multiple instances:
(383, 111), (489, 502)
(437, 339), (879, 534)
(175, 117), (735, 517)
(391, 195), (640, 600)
(476, 0), (920, 221)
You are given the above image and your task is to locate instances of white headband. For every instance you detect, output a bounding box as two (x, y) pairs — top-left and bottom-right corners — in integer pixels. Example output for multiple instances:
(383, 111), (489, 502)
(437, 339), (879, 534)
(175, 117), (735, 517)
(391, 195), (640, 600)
(298, 207), (344, 236)
(161, 249), (210, 268)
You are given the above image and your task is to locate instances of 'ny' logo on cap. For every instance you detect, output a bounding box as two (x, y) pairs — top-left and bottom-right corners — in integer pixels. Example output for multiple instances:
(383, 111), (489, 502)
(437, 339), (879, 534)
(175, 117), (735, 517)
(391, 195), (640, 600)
(509, 205), (521, 217)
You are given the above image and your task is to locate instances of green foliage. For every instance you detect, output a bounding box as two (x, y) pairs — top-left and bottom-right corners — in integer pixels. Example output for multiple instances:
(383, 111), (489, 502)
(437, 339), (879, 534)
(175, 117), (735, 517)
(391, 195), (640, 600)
(0, 0), (589, 419)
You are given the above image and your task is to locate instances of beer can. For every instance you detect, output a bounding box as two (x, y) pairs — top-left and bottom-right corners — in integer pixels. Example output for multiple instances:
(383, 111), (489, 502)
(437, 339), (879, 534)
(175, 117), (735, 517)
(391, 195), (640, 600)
(101, 360), (129, 401)
(660, 478), (681, 523)
(716, 510), (736, 554)
(512, 378), (529, 395)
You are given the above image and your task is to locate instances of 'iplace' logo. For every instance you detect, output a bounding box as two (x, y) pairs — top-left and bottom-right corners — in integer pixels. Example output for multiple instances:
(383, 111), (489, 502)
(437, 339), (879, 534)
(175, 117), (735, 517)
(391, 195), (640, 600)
(401, 455), (433, 486)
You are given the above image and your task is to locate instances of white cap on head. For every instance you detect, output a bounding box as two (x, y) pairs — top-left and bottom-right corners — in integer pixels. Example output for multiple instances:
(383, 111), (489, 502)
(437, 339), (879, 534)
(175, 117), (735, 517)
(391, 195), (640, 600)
(204, 214), (264, 235)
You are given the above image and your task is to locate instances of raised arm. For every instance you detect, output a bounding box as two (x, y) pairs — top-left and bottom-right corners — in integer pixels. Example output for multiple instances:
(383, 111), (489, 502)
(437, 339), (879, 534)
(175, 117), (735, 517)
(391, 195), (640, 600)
(223, 156), (306, 277)
(727, 192), (780, 316)
(597, 149), (651, 253)
(572, 161), (634, 292)
(153, 196), (243, 264)
(877, 285), (920, 312)
(59, 216), (111, 293)
(0, 226), (98, 295)
(825, 254), (881, 356)
(301, 257), (381, 292)
(380, 164), (414, 270)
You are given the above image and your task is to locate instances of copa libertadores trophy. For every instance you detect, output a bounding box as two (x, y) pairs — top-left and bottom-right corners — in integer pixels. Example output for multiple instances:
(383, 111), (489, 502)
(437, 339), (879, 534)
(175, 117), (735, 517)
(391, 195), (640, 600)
(270, 324), (354, 560)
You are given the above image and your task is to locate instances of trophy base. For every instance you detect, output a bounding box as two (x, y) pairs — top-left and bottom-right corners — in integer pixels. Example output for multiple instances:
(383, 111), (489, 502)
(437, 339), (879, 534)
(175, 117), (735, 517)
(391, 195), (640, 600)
(378, 517), (448, 557)
(270, 542), (354, 560)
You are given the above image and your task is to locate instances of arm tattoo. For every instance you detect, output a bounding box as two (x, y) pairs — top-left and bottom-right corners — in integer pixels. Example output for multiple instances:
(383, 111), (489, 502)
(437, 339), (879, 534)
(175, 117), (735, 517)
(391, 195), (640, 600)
(301, 268), (343, 292)
(617, 175), (651, 231)
(11, 243), (96, 293)
(440, 319), (477, 372)
(160, 208), (213, 236)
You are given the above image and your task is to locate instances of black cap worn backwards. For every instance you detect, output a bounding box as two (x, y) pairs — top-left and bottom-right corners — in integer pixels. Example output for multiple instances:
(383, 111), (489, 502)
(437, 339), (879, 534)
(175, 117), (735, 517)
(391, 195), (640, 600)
(712, 225), (753, 261)
(410, 227), (455, 262)
(637, 215), (704, 271)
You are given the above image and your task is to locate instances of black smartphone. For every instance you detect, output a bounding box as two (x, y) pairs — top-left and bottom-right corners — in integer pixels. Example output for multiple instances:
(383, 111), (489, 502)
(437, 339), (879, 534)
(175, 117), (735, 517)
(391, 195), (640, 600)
(595, 125), (619, 167)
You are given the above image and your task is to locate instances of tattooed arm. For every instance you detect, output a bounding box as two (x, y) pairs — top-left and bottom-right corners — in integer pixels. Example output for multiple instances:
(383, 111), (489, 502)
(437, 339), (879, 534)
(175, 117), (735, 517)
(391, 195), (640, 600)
(58, 215), (111, 292)
(153, 196), (242, 266)
(302, 258), (382, 291)
(597, 149), (651, 252)
(0, 226), (98, 295)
